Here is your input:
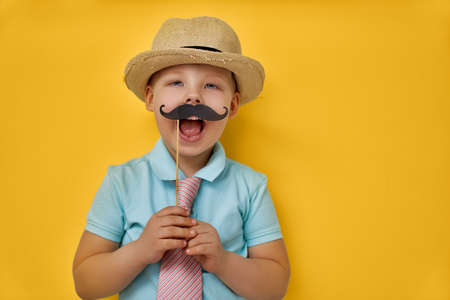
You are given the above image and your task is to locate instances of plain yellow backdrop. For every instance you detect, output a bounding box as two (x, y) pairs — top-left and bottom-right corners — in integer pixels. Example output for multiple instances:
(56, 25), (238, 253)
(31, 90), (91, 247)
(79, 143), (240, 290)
(1, 1), (449, 299)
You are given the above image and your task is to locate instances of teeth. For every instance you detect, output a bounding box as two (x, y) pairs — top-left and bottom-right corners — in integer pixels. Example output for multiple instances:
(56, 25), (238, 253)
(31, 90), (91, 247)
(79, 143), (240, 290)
(187, 116), (200, 120)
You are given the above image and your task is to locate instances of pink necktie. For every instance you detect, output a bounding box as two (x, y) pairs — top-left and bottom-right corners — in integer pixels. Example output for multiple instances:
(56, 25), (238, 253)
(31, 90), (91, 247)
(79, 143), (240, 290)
(157, 177), (203, 300)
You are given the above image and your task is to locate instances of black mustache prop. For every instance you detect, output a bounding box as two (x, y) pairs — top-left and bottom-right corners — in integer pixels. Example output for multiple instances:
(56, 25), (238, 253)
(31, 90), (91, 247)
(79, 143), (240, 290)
(159, 104), (229, 121)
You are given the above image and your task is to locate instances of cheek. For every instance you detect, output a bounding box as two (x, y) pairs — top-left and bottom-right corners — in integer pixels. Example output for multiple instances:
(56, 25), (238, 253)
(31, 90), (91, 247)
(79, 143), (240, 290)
(154, 115), (170, 133)
(203, 93), (230, 112)
(156, 90), (184, 111)
(154, 108), (175, 132)
(206, 119), (227, 136)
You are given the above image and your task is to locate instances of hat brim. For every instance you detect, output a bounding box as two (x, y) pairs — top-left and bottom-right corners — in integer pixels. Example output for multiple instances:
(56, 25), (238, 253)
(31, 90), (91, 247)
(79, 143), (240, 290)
(124, 48), (265, 105)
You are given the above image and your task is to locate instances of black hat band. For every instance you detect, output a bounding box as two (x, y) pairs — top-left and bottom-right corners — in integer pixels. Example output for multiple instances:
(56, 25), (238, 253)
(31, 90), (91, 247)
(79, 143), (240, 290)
(181, 46), (222, 52)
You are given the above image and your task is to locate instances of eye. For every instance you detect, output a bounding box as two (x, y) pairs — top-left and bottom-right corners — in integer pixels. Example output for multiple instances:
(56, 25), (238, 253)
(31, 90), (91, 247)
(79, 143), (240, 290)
(169, 80), (183, 86)
(204, 83), (218, 89)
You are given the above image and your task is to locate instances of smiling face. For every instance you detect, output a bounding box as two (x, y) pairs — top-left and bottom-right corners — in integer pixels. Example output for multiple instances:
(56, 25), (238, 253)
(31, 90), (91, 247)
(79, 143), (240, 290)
(144, 64), (240, 161)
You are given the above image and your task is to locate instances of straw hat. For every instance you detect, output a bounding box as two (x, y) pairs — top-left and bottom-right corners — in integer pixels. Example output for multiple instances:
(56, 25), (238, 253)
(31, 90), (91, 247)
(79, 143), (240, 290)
(123, 16), (265, 105)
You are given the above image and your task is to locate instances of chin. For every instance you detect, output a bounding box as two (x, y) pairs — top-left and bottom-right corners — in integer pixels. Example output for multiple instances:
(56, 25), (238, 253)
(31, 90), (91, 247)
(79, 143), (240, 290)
(179, 142), (215, 158)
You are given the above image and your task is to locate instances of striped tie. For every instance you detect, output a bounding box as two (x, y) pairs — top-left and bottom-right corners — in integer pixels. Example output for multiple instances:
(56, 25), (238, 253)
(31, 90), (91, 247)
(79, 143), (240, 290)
(157, 177), (203, 300)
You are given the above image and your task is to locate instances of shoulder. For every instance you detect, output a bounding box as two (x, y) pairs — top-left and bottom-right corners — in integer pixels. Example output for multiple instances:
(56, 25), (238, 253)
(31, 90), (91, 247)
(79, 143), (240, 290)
(223, 158), (268, 193)
(107, 152), (150, 177)
(104, 152), (152, 194)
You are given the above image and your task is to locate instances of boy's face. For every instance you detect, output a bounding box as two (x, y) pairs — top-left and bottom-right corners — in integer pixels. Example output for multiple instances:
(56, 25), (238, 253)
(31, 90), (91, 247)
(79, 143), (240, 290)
(144, 64), (240, 160)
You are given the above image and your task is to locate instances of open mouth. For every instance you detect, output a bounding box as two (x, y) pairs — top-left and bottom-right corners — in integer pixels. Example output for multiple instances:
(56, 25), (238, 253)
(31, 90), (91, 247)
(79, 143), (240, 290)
(179, 116), (206, 142)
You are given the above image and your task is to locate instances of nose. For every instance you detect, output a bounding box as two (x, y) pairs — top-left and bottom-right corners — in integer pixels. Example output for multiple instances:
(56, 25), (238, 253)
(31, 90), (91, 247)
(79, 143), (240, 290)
(184, 86), (202, 105)
(184, 96), (201, 104)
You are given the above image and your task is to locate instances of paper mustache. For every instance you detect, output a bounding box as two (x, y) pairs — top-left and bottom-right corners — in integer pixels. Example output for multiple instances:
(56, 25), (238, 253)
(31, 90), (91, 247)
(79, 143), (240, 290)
(159, 104), (229, 121)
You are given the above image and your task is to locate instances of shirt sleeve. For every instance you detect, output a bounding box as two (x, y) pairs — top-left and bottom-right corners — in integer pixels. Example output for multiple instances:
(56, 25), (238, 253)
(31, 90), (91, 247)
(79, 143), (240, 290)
(243, 174), (282, 247)
(85, 165), (125, 243)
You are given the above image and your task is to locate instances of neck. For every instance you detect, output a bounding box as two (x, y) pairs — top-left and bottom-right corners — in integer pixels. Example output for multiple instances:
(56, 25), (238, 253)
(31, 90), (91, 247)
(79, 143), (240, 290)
(168, 146), (214, 178)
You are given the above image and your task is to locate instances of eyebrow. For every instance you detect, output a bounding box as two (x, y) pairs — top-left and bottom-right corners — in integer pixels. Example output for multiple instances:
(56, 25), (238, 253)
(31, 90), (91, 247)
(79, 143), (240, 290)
(204, 75), (227, 82)
(159, 71), (184, 79)
(160, 73), (229, 82)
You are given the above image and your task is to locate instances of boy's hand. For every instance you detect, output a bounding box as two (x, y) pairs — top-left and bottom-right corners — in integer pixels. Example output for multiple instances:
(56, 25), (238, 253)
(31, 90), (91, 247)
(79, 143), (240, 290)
(185, 221), (227, 274)
(136, 206), (197, 265)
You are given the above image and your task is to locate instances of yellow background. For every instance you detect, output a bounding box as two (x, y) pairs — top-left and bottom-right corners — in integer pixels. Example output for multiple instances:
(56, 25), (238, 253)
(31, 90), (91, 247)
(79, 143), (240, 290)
(1, 0), (449, 299)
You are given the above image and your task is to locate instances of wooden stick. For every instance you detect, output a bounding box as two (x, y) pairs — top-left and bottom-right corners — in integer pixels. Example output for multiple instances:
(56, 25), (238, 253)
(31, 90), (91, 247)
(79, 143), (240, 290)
(175, 119), (180, 206)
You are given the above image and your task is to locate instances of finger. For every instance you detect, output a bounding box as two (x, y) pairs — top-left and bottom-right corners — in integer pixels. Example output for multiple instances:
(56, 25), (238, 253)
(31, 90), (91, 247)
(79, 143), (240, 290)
(186, 234), (211, 248)
(160, 239), (187, 251)
(159, 226), (197, 239)
(185, 244), (212, 256)
(191, 255), (206, 265)
(192, 255), (204, 262)
(156, 206), (189, 217)
(159, 215), (197, 227)
(191, 223), (215, 235)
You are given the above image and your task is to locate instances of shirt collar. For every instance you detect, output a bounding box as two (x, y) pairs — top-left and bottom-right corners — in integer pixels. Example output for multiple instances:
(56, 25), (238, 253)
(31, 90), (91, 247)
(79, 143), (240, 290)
(148, 138), (226, 182)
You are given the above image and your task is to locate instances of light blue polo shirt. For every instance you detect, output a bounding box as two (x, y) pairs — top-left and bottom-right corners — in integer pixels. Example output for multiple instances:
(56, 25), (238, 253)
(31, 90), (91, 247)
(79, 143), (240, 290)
(85, 138), (282, 299)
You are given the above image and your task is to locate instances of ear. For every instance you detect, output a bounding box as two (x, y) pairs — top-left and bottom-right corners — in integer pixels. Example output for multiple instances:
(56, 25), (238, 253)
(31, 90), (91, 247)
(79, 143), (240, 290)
(144, 85), (154, 112)
(228, 91), (240, 119)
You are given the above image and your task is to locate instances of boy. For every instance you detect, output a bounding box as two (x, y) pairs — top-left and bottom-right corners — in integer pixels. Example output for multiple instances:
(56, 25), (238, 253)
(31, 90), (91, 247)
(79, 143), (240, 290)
(73, 16), (290, 300)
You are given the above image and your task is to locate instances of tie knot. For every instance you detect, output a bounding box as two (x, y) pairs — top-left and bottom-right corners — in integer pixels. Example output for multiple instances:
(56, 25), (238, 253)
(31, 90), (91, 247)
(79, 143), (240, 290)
(177, 177), (201, 211)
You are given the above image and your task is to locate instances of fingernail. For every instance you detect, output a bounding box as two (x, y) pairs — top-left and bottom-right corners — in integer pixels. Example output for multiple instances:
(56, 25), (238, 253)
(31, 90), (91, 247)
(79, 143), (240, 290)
(190, 230), (196, 236)
(191, 219), (197, 225)
(186, 249), (191, 254)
